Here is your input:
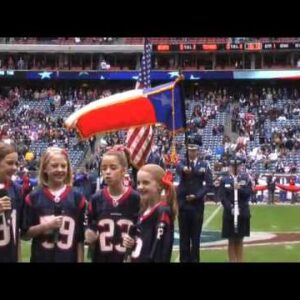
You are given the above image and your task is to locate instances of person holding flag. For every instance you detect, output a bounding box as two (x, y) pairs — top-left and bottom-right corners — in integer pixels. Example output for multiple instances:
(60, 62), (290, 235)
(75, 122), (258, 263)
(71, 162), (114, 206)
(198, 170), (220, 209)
(176, 144), (213, 262)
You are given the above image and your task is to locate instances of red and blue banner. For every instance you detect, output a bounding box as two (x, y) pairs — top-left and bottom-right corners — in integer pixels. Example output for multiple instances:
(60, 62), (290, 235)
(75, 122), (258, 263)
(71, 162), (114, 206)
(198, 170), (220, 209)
(5, 70), (300, 81)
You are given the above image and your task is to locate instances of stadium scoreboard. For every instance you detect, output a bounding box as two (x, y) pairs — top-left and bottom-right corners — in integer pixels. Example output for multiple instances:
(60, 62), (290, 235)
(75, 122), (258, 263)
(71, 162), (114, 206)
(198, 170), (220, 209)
(153, 42), (300, 52)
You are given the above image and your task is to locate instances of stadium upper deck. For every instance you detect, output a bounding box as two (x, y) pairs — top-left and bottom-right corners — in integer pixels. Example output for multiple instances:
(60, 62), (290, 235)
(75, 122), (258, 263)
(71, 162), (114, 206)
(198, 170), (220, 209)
(1, 37), (299, 45)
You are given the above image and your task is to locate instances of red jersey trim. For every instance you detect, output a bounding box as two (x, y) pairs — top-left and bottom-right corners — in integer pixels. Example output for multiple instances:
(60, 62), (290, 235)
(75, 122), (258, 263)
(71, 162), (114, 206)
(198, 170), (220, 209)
(139, 201), (169, 223)
(103, 186), (133, 207)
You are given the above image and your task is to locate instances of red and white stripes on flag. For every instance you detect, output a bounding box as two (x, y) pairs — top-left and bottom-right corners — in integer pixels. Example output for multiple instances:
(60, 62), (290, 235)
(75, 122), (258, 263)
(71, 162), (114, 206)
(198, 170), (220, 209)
(126, 38), (154, 169)
(126, 125), (154, 168)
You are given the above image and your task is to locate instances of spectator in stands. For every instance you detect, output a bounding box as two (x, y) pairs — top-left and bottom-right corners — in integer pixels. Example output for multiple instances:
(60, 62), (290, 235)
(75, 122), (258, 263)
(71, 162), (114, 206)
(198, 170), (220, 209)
(89, 136), (96, 154)
(147, 145), (164, 167)
(266, 175), (276, 204)
(239, 94), (247, 107)
(25, 149), (34, 162)
(7, 56), (15, 69)
(17, 57), (25, 70)
(212, 125), (218, 136)
(193, 129), (202, 147)
(21, 170), (32, 198)
(99, 59), (110, 70)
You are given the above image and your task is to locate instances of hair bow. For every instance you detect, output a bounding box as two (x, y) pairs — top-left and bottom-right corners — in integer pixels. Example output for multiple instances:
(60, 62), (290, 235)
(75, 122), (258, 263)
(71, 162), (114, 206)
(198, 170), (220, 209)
(161, 171), (173, 199)
(161, 171), (173, 189)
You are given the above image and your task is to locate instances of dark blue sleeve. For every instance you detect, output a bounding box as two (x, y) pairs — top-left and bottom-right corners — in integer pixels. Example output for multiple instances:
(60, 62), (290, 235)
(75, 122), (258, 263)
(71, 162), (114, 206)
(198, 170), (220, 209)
(74, 190), (86, 243)
(238, 176), (252, 201)
(219, 178), (233, 212)
(21, 192), (38, 238)
(131, 191), (141, 224)
(176, 160), (186, 177)
(149, 207), (173, 262)
(12, 183), (24, 230)
(87, 192), (101, 231)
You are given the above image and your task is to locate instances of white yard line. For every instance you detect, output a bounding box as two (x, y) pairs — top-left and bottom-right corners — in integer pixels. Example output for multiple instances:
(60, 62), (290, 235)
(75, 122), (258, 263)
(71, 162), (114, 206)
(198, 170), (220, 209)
(203, 205), (222, 229)
(174, 204), (222, 262)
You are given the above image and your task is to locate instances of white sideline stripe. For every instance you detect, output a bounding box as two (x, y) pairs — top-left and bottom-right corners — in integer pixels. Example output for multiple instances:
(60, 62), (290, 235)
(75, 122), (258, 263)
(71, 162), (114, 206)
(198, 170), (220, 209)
(250, 202), (300, 206)
(200, 240), (300, 251)
(174, 204), (222, 262)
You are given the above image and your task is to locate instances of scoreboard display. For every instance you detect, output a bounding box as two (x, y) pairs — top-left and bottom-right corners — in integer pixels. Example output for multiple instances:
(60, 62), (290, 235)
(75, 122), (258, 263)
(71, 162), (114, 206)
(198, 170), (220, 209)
(153, 42), (300, 52)
(262, 43), (297, 50)
(179, 44), (197, 51)
(225, 43), (244, 50)
(244, 43), (262, 50)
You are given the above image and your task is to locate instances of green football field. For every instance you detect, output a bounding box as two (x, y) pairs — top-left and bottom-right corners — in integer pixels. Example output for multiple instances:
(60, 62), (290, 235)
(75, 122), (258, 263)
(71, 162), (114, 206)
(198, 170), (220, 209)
(171, 204), (300, 262)
(21, 204), (300, 262)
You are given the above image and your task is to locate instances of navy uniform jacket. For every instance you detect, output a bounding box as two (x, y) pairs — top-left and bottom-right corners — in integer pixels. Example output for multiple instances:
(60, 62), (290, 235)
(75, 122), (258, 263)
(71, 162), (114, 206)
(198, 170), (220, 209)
(88, 187), (140, 262)
(22, 187), (86, 262)
(219, 173), (252, 218)
(0, 182), (23, 263)
(176, 159), (213, 210)
(131, 201), (174, 263)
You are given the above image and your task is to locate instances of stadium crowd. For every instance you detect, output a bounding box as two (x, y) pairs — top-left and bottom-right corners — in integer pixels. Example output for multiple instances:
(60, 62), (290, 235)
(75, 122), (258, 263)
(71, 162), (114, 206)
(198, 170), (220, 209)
(2, 80), (300, 262)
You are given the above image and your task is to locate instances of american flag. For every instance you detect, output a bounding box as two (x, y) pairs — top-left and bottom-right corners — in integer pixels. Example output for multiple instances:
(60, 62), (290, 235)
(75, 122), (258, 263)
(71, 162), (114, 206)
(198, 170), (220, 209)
(126, 38), (154, 169)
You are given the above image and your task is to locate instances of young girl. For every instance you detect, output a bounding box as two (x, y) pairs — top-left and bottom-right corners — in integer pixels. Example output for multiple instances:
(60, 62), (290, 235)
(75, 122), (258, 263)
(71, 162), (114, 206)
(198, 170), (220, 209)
(123, 164), (177, 262)
(85, 146), (140, 262)
(0, 141), (23, 262)
(22, 147), (86, 262)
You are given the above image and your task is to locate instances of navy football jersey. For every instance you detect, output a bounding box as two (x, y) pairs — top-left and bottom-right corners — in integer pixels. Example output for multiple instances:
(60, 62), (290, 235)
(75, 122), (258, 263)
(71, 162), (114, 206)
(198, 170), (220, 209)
(131, 201), (174, 263)
(0, 181), (23, 262)
(22, 186), (86, 262)
(88, 186), (140, 262)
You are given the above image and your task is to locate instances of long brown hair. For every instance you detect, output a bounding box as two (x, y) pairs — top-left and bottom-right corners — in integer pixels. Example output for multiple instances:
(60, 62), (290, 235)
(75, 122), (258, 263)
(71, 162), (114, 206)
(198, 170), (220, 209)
(0, 141), (17, 161)
(0, 141), (18, 183)
(102, 149), (129, 170)
(138, 164), (178, 220)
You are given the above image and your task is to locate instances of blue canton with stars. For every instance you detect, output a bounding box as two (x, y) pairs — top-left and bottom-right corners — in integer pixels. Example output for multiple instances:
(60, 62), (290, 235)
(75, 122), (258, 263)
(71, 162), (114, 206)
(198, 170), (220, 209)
(137, 38), (152, 88)
(145, 82), (185, 131)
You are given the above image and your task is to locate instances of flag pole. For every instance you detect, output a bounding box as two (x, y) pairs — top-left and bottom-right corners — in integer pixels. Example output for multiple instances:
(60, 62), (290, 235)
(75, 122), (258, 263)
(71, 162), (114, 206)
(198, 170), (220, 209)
(178, 69), (190, 169)
(170, 80), (177, 168)
(129, 39), (145, 185)
(126, 37), (153, 186)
